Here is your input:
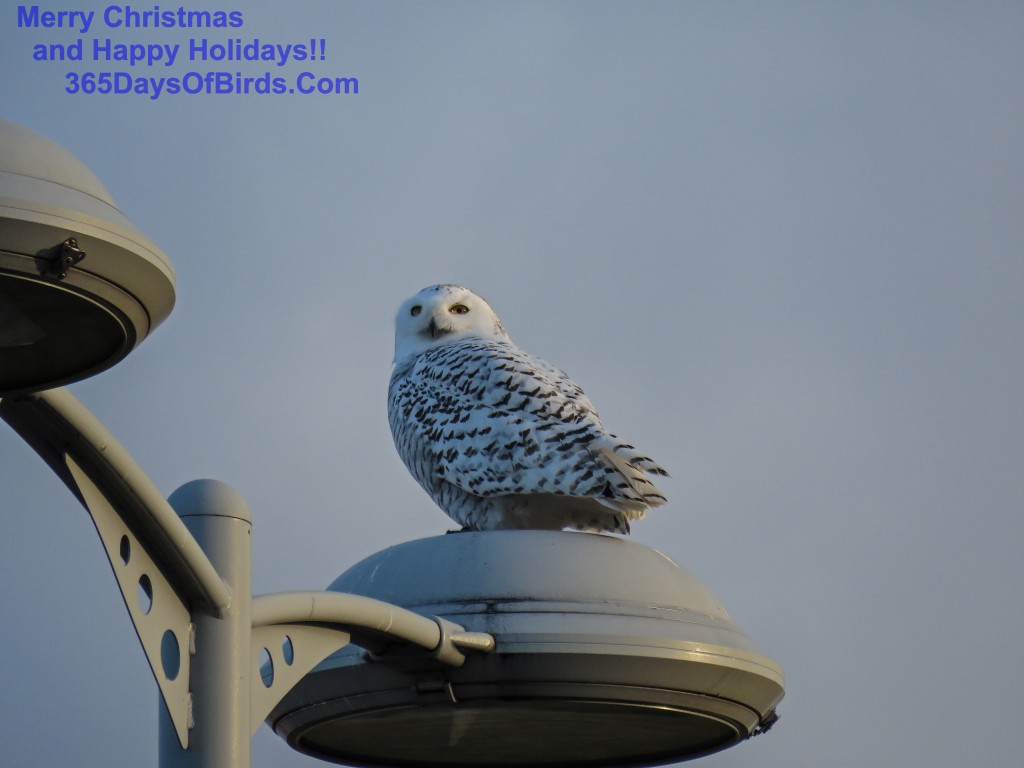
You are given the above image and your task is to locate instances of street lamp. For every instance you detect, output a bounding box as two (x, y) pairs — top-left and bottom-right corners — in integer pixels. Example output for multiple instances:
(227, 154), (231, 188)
(1, 120), (783, 767)
(0, 118), (174, 394)
(273, 532), (783, 766)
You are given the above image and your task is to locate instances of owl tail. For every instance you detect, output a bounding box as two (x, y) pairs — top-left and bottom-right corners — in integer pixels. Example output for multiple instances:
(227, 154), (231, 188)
(593, 438), (669, 519)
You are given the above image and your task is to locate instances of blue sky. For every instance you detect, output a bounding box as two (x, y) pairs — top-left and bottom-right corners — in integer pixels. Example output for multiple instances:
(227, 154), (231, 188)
(2, 2), (1023, 766)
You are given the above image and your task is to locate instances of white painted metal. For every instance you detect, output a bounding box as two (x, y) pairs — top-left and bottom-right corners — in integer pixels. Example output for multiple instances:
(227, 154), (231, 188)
(159, 480), (253, 768)
(66, 455), (194, 748)
(2, 389), (495, 767)
(249, 591), (496, 733)
(0, 119), (175, 393)
(0, 388), (232, 614)
(270, 532), (784, 766)
(0, 118), (505, 768)
(250, 621), (354, 736)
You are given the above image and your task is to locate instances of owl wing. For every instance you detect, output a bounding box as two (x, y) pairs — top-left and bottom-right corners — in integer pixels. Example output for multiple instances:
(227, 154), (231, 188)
(394, 340), (666, 509)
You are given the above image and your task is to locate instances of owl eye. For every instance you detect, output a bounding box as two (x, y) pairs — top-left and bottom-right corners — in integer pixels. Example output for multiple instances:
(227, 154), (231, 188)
(449, 304), (469, 315)
(410, 305), (422, 317)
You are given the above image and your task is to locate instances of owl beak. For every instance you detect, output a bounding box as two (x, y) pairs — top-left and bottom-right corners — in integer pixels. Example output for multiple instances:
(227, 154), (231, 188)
(421, 314), (451, 340)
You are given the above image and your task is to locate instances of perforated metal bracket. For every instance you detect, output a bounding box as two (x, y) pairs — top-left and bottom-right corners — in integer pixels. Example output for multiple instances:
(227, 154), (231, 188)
(65, 454), (193, 748)
(250, 623), (354, 735)
(248, 591), (495, 734)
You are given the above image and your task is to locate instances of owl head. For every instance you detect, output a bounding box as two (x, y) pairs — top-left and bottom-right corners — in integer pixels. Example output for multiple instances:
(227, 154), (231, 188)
(393, 284), (508, 363)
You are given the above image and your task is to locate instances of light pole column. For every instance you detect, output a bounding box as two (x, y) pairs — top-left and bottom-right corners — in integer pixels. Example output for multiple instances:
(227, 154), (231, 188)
(160, 480), (253, 768)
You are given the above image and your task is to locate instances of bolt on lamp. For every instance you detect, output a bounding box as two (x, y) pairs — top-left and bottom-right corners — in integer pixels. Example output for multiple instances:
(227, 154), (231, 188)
(0, 119), (783, 768)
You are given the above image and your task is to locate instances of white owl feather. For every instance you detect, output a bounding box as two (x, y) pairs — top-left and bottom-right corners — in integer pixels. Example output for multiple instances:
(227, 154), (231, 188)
(388, 284), (668, 534)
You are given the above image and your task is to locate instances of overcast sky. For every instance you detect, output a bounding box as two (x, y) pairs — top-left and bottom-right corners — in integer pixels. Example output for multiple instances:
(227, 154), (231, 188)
(2, 2), (1023, 766)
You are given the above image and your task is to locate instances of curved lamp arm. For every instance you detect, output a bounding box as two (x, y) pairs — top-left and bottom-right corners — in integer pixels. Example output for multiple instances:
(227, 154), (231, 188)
(1, 388), (494, 761)
(249, 591), (495, 733)
(1, 388), (231, 747)
(1, 388), (232, 613)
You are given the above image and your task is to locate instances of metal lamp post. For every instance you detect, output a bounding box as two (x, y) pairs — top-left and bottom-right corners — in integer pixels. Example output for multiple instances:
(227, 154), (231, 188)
(1, 120), (783, 768)
(0, 387), (496, 768)
(0, 118), (496, 768)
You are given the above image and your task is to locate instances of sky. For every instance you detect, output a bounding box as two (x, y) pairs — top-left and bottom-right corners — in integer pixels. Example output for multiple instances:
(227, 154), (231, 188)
(2, 1), (1023, 766)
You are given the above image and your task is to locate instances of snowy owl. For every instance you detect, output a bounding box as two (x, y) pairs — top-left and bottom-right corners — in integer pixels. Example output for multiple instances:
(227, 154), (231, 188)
(388, 284), (668, 534)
